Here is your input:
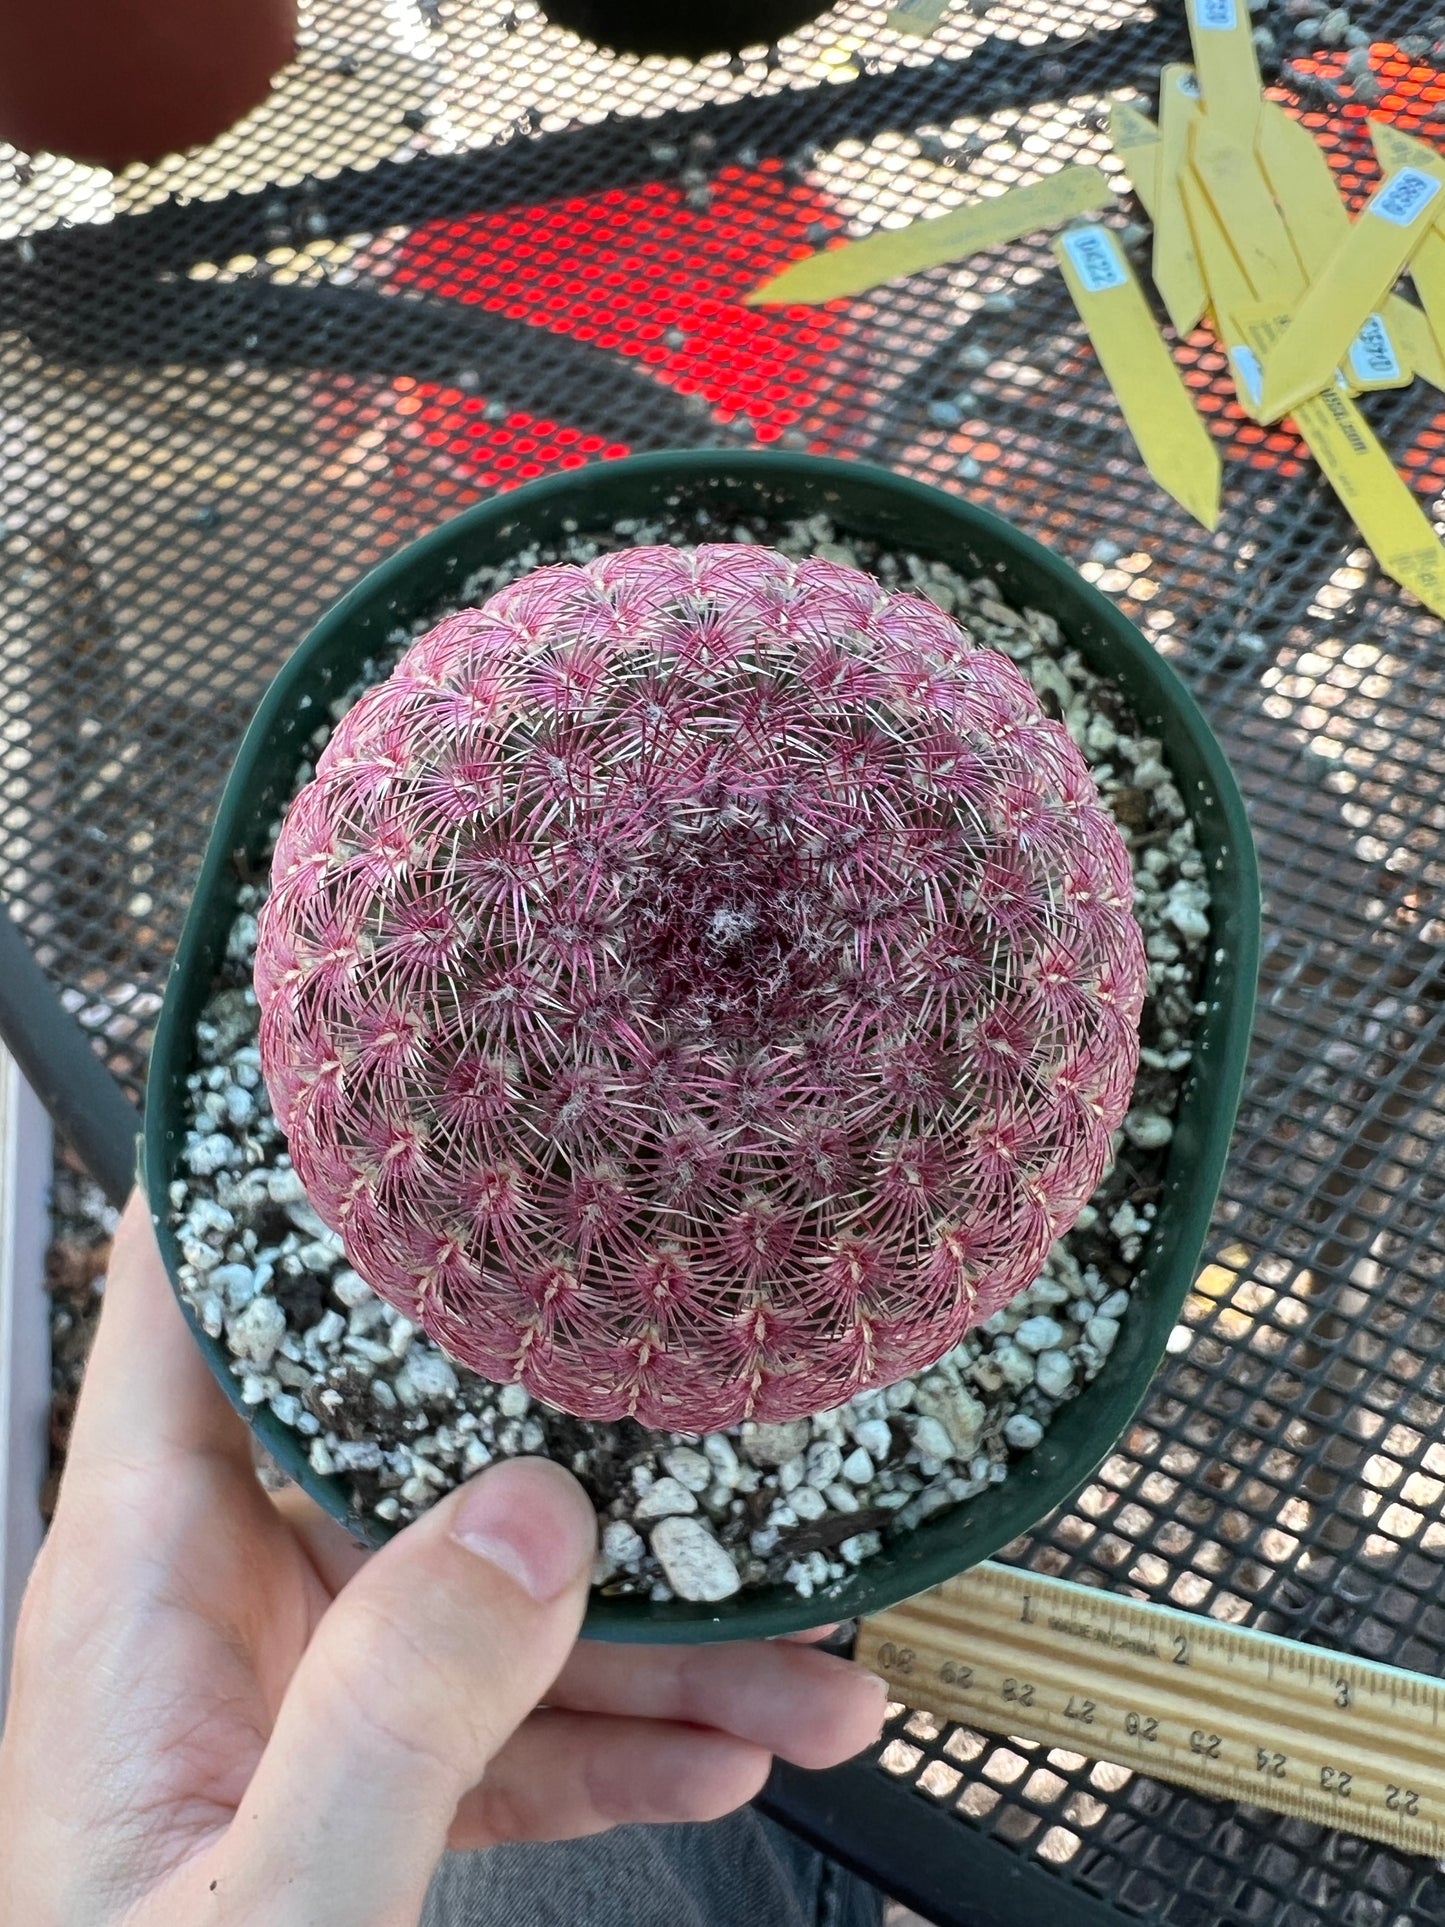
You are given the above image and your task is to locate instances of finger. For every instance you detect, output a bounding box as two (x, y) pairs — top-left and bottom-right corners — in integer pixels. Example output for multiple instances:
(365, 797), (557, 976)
(269, 1484), (372, 1596)
(63, 1191), (254, 1479)
(447, 1710), (771, 1850)
(275, 1509), (841, 1626)
(221, 1458), (596, 1927)
(547, 1635), (887, 1770)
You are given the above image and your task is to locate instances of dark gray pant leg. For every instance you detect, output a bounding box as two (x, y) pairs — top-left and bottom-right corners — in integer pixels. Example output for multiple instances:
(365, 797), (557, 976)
(420, 1808), (888, 1927)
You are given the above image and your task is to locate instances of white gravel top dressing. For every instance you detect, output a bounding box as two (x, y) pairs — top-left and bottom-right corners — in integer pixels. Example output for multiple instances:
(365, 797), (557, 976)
(169, 512), (1209, 1604)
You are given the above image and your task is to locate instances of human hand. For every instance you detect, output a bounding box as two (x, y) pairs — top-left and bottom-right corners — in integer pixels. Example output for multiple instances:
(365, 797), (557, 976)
(0, 1194), (886, 1926)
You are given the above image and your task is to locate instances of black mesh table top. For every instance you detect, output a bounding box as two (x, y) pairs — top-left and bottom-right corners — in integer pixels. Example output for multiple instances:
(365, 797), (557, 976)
(5, 1), (1445, 1921)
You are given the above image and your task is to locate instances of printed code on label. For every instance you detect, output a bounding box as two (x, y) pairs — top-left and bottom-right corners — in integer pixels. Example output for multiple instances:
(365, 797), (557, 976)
(1373, 169), (1442, 227)
(1349, 316), (1403, 385)
(1195, 0), (1237, 31)
(1062, 228), (1127, 294)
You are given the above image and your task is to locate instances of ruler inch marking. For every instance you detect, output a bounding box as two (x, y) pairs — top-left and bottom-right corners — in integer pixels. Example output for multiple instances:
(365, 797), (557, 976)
(859, 1563), (1445, 1854)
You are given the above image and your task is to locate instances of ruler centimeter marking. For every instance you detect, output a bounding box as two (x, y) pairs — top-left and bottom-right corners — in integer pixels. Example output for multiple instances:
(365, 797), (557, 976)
(857, 1564), (1445, 1855)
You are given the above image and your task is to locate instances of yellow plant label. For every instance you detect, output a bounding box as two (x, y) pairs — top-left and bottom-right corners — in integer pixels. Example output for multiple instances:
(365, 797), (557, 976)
(1095, 83), (1440, 561)
(1106, 99), (1162, 212)
(1179, 165), (1265, 414)
(887, 0), (949, 38)
(1298, 385), (1445, 618)
(1185, 0), (1263, 143)
(1255, 165), (1444, 421)
(1191, 117), (1306, 305)
(745, 166), (1113, 306)
(1384, 294), (1445, 393)
(1153, 66), (1208, 337)
(1235, 300), (1409, 397)
(1251, 105), (1409, 393)
(1054, 224), (1222, 530)
(1368, 119), (1445, 193)
(1180, 166), (1258, 310)
(1241, 311), (1445, 618)
(1368, 121), (1445, 366)
(1255, 98), (1349, 273)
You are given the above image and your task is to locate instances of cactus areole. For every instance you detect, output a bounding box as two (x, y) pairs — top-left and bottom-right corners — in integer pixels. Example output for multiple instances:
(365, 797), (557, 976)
(256, 545), (1147, 1431)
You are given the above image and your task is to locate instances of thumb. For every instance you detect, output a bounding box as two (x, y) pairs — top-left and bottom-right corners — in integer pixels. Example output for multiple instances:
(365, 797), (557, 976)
(220, 1457), (597, 1927)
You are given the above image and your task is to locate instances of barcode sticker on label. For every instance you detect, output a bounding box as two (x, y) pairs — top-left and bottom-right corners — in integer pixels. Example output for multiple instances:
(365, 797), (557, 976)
(1061, 227), (1127, 294)
(1230, 345), (1264, 409)
(1195, 0), (1237, 30)
(1350, 314), (1404, 386)
(1372, 169), (1442, 228)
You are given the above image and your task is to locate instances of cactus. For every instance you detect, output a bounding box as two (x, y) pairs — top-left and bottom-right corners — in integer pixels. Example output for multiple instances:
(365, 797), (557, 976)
(256, 544), (1147, 1430)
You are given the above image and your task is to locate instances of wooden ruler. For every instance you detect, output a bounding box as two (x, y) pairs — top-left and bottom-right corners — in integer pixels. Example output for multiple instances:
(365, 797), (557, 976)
(857, 1563), (1445, 1855)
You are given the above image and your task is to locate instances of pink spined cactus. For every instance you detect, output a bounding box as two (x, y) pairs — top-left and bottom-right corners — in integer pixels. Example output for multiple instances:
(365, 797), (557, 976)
(255, 544), (1147, 1431)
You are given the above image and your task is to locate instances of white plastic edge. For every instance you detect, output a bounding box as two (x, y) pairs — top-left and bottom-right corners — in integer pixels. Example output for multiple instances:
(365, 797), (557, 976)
(0, 1049), (51, 1733)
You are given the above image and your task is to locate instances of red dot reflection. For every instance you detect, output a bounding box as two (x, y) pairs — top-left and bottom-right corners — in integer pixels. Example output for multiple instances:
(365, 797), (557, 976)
(311, 71), (1445, 519)
(311, 165), (859, 502)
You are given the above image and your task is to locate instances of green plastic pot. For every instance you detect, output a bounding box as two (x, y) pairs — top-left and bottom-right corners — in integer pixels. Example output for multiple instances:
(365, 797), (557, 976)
(144, 451), (1259, 1644)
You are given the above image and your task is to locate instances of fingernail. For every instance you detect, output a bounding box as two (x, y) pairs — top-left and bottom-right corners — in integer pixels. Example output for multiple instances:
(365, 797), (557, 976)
(449, 1463), (594, 1601)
